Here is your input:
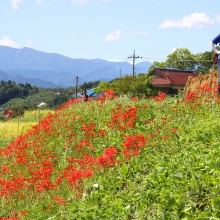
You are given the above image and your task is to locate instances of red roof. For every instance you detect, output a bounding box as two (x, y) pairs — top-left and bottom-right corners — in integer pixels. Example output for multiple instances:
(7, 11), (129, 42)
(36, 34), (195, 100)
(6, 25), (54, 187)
(149, 68), (197, 86)
(3, 110), (13, 117)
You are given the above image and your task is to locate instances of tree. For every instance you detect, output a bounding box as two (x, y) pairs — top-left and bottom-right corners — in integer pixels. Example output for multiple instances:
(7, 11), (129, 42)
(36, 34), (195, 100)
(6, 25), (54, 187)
(107, 74), (156, 97)
(194, 51), (216, 74)
(94, 82), (110, 94)
(148, 47), (218, 74)
(148, 61), (167, 72)
(149, 48), (195, 72)
(165, 48), (196, 70)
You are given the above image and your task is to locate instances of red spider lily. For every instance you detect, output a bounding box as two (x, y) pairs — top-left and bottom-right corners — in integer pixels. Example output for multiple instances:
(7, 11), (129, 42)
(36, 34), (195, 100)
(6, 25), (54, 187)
(130, 97), (138, 101)
(75, 139), (95, 152)
(170, 128), (179, 133)
(185, 92), (197, 101)
(122, 149), (141, 160)
(105, 89), (116, 98)
(96, 147), (119, 168)
(62, 165), (94, 185)
(0, 87), (176, 214)
(162, 136), (169, 140)
(154, 92), (166, 102)
(20, 211), (28, 216)
(81, 121), (98, 137)
(123, 134), (147, 149)
(98, 129), (106, 137)
(0, 218), (20, 220)
(109, 106), (139, 131)
(0, 165), (10, 173)
(148, 134), (154, 139)
(52, 196), (67, 205)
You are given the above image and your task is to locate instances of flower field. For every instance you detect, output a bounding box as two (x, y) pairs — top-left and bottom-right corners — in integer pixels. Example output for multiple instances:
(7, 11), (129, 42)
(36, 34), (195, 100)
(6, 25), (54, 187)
(1, 90), (220, 219)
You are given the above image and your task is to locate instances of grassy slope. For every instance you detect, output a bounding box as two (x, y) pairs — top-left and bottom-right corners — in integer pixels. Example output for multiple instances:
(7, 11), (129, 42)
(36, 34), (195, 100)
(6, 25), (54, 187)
(1, 96), (220, 219)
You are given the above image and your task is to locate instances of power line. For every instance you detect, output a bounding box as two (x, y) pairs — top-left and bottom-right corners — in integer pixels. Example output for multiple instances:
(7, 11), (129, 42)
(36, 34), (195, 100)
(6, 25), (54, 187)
(127, 50), (142, 78)
(78, 61), (128, 82)
(141, 57), (213, 62)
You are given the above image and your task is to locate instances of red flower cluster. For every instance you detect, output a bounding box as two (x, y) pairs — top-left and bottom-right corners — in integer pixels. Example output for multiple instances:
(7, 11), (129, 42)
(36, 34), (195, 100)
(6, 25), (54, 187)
(0, 89), (172, 217)
(109, 106), (139, 131)
(153, 92), (166, 102)
(122, 134), (147, 160)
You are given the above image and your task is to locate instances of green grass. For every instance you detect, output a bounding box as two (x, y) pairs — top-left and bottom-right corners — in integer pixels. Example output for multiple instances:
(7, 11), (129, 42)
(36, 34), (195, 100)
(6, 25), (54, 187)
(1, 95), (220, 219)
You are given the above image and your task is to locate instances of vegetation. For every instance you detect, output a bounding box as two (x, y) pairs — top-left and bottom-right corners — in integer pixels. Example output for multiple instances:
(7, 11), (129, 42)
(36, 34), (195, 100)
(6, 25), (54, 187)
(0, 109), (54, 147)
(1, 83), (220, 219)
(148, 48), (218, 74)
(1, 47), (219, 117)
(95, 74), (156, 97)
(0, 80), (101, 120)
(1, 47), (220, 218)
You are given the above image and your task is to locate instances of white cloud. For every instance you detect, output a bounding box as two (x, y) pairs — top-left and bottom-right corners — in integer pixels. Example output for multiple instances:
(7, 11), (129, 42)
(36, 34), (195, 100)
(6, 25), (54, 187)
(108, 59), (124, 62)
(10, 0), (23, 10)
(25, 40), (35, 48)
(132, 31), (147, 36)
(159, 12), (214, 29)
(105, 30), (123, 42)
(0, 36), (21, 48)
(100, 0), (114, 2)
(215, 15), (220, 25)
(34, 0), (44, 5)
(72, 0), (113, 4)
(72, 0), (90, 4)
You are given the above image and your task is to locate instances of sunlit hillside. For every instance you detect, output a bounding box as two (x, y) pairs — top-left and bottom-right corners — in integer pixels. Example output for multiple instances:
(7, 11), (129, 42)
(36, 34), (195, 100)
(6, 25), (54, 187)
(1, 91), (220, 219)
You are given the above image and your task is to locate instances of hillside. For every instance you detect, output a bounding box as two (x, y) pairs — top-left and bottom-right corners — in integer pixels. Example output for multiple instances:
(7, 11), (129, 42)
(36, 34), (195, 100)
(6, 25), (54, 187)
(1, 93), (220, 219)
(0, 70), (57, 88)
(0, 46), (152, 88)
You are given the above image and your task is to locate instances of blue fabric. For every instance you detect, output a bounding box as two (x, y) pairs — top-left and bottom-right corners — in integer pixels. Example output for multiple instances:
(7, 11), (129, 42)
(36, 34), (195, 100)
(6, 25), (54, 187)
(218, 61), (220, 84)
(212, 34), (220, 59)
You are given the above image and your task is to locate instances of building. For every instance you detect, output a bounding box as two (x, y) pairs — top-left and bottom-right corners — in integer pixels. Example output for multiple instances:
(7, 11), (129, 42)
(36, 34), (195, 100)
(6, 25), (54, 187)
(3, 110), (13, 118)
(70, 89), (100, 100)
(149, 68), (197, 95)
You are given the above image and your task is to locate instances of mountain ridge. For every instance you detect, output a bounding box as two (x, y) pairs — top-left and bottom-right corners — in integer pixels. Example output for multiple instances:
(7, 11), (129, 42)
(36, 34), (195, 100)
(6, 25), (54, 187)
(0, 46), (152, 88)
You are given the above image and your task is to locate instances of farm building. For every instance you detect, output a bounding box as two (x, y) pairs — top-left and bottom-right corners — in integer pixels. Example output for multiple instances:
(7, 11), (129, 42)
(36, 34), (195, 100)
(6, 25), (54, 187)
(149, 68), (197, 95)
(3, 109), (13, 118)
(70, 89), (100, 99)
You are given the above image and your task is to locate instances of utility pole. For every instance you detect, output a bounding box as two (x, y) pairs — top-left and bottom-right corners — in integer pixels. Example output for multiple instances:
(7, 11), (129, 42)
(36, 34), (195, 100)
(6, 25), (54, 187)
(128, 50), (142, 78)
(75, 76), (78, 99)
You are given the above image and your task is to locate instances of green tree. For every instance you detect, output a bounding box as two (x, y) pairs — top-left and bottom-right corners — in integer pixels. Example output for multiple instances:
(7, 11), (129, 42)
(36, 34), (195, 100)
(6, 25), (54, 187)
(94, 82), (110, 94)
(148, 61), (167, 72)
(149, 48), (195, 72)
(165, 48), (196, 70)
(194, 51), (216, 74)
(109, 74), (156, 97)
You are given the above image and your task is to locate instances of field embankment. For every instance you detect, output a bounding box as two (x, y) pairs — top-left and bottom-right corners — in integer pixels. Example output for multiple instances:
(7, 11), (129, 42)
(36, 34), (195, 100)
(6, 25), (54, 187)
(1, 92), (220, 219)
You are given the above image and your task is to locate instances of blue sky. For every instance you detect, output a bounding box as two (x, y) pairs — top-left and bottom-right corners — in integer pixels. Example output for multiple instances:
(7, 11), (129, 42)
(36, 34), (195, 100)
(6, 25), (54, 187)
(1, 0), (220, 64)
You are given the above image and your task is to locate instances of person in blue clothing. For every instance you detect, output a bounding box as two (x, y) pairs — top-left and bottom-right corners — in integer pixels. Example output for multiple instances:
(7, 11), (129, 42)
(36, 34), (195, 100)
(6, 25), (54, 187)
(210, 34), (220, 89)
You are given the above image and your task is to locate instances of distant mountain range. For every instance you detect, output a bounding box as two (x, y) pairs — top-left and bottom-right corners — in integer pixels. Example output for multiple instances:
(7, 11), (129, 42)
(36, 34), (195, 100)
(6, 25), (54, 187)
(0, 46), (152, 88)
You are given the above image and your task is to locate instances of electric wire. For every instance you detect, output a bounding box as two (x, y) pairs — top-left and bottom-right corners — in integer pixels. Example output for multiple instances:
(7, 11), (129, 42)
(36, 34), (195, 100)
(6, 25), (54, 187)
(77, 61), (128, 82)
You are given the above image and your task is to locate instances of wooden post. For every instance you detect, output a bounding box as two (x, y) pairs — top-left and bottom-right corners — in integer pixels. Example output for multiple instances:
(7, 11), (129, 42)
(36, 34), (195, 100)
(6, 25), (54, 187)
(75, 76), (78, 99)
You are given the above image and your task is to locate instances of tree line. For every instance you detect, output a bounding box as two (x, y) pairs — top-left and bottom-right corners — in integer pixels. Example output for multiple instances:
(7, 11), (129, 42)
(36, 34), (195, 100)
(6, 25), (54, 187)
(0, 80), (39, 104)
(148, 48), (217, 73)
(0, 80), (101, 119)
(94, 48), (218, 97)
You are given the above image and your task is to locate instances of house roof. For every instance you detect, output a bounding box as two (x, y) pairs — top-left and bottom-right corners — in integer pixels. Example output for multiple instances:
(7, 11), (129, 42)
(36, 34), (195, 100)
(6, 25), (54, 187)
(3, 110), (13, 117)
(149, 68), (197, 86)
(70, 89), (100, 99)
